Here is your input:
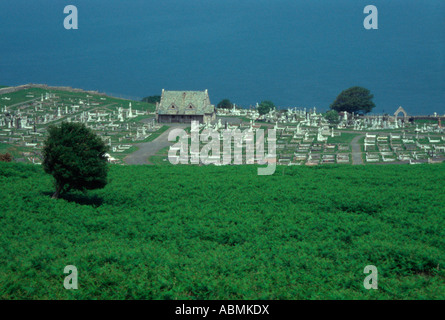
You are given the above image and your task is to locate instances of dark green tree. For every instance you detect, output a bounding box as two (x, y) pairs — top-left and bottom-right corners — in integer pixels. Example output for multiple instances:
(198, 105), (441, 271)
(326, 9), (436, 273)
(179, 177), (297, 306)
(141, 95), (161, 104)
(217, 99), (233, 109)
(330, 87), (375, 114)
(42, 122), (109, 199)
(324, 110), (340, 124)
(258, 100), (275, 115)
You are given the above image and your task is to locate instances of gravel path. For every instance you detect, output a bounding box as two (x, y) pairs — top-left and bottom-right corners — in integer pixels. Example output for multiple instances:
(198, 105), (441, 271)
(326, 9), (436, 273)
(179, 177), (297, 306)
(351, 134), (365, 165)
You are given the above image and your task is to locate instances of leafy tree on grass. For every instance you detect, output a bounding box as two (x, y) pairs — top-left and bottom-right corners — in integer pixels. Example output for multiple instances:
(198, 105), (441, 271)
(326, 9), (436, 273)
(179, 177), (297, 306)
(141, 95), (161, 104)
(42, 122), (109, 199)
(258, 100), (275, 115)
(217, 99), (233, 109)
(330, 86), (375, 114)
(324, 110), (340, 124)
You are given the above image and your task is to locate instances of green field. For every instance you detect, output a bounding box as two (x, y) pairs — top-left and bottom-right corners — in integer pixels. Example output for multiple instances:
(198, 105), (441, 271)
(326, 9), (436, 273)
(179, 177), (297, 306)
(0, 163), (444, 299)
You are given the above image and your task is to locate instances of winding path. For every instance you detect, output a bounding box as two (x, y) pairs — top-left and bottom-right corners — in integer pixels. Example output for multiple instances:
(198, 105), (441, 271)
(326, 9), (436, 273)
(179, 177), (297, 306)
(124, 124), (187, 165)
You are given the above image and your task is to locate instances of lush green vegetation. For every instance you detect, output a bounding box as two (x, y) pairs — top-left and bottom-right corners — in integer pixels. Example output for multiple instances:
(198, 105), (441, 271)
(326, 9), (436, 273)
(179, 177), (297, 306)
(330, 86), (375, 114)
(0, 163), (444, 299)
(258, 101), (275, 115)
(140, 126), (169, 143)
(141, 95), (161, 104)
(217, 99), (233, 109)
(0, 143), (32, 160)
(148, 155), (173, 166)
(0, 143), (14, 155)
(327, 133), (361, 144)
(148, 145), (173, 165)
(324, 110), (340, 124)
(413, 119), (442, 124)
(122, 114), (155, 123)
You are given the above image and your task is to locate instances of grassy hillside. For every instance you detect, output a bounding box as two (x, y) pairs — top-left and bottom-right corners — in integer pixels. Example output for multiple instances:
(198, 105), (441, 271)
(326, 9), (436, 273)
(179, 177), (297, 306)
(0, 86), (155, 112)
(0, 163), (444, 299)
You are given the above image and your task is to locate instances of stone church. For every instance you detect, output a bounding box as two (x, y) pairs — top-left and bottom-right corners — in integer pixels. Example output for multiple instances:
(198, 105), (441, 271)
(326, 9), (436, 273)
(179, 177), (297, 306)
(155, 89), (216, 123)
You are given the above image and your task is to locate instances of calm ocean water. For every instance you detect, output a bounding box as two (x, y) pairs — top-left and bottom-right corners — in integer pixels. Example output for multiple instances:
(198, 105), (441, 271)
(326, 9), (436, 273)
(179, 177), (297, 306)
(0, 0), (444, 115)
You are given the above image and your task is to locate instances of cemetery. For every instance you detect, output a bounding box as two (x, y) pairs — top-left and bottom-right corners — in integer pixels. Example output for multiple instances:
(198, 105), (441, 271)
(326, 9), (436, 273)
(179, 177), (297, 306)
(161, 104), (444, 166)
(0, 86), (163, 164)
(1, 86), (444, 166)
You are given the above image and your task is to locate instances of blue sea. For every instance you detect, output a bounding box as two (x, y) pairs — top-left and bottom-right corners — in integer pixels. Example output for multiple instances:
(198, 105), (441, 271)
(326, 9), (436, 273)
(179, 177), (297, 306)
(0, 0), (444, 115)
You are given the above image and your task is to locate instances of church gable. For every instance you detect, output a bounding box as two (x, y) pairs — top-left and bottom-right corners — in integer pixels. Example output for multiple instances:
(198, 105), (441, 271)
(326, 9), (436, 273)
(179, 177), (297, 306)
(156, 89), (216, 123)
(157, 89), (215, 115)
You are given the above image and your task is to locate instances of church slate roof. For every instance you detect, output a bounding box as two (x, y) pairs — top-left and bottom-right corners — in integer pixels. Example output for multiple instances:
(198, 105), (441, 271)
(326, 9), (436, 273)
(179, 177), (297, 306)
(157, 90), (215, 115)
